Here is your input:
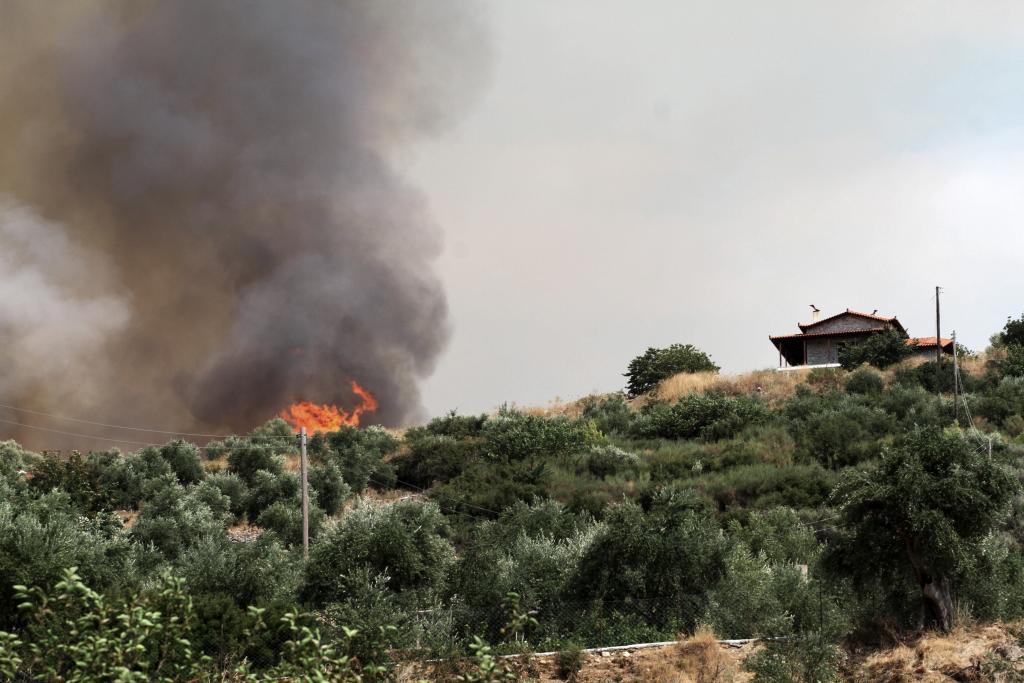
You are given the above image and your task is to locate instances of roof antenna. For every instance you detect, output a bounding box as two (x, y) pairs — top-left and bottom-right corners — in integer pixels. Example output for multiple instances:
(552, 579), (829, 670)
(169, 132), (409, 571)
(871, 309), (878, 315)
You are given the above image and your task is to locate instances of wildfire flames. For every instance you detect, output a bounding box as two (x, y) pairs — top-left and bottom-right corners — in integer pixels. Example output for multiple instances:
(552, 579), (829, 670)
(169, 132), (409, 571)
(280, 380), (379, 433)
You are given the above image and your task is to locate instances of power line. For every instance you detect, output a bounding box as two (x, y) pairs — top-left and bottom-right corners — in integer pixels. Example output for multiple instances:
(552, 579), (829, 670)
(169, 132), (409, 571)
(0, 416), (168, 449)
(0, 401), (297, 440)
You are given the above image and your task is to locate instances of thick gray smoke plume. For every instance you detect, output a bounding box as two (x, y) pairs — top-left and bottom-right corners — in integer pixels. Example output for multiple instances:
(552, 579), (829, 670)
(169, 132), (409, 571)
(0, 1), (487, 446)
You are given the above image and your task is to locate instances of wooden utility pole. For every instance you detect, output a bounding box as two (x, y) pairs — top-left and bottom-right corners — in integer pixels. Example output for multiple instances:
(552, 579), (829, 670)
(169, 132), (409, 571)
(300, 426), (309, 560)
(952, 330), (959, 424)
(935, 285), (942, 399)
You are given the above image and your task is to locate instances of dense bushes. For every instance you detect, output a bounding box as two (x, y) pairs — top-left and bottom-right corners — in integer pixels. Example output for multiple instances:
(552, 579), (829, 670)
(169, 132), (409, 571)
(7, 324), (1024, 677)
(301, 500), (454, 606)
(632, 394), (771, 441)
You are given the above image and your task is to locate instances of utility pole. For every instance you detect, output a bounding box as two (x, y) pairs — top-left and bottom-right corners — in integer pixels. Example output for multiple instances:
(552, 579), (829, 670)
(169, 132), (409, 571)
(300, 426), (309, 560)
(952, 330), (959, 425)
(935, 285), (942, 400)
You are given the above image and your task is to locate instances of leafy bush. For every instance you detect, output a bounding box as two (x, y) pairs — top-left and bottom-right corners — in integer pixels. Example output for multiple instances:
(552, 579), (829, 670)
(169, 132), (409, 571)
(451, 502), (599, 641)
(30, 454), (110, 512)
(409, 410), (489, 439)
(0, 492), (145, 630)
(429, 459), (550, 522)
(178, 533), (299, 607)
(137, 439), (205, 486)
(243, 469), (300, 521)
(481, 410), (603, 461)
(566, 501), (729, 632)
(308, 426), (400, 493)
(838, 329), (913, 370)
(625, 343), (719, 397)
(301, 500), (455, 606)
(999, 313), (1024, 347)
(225, 439), (285, 484)
(205, 471), (248, 520)
(973, 377), (1024, 428)
(631, 394), (771, 441)
(578, 444), (642, 479)
(131, 480), (229, 560)
(845, 367), (884, 395)
(0, 568), (205, 681)
(579, 394), (634, 435)
(308, 461), (350, 515)
(257, 498), (325, 547)
(394, 434), (481, 489)
(0, 440), (38, 483)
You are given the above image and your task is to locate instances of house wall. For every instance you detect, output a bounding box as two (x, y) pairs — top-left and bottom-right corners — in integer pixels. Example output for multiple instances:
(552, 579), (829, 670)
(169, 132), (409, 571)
(804, 314), (889, 335)
(805, 338), (846, 365)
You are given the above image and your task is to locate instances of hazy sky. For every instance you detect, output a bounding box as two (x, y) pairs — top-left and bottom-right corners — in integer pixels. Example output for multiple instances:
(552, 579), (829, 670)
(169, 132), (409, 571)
(407, 1), (1024, 417)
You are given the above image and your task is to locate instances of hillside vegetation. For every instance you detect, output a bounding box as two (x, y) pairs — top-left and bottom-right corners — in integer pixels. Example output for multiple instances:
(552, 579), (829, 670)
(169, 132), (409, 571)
(4, 318), (1024, 680)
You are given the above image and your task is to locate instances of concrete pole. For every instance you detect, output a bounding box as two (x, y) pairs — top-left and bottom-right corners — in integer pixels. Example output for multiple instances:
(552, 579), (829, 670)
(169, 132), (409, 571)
(300, 426), (309, 559)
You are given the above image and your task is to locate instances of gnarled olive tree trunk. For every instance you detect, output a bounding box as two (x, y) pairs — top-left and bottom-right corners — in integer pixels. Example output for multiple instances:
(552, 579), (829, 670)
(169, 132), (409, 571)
(904, 535), (953, 632)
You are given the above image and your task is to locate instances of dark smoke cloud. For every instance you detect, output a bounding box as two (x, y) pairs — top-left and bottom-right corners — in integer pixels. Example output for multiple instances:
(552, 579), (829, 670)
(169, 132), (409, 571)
(0, 1), (488, 446)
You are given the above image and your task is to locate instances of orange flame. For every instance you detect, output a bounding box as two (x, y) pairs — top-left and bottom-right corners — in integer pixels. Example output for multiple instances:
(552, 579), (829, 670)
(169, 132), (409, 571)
(280, 380), (379, 433)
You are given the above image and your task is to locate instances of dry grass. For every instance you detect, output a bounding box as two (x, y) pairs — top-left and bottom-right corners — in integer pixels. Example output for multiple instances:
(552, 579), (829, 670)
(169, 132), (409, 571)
(851, 623), (1023, 682)
(639, 628), (743, 683)
(648, 369), (812, 407)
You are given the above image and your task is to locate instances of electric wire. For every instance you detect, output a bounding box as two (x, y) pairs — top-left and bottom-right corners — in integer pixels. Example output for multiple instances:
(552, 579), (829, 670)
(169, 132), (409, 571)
(0, 401), (301, 442)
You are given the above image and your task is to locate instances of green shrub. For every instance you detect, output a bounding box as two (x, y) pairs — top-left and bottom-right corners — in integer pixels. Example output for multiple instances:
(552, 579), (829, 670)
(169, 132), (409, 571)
(579, 394), (634, 435)
(0, 440), (38, 483)
(29, 453), (111, 512)
(394, 434), (481, 489)
(745, 636), (843, 683)
(429, 459), (549, 522)
(225, 439), (284, 484)
(205, 471), (248, 520)
(566, 501), (729, 632)
(728, 507), (819, 565)
(0, 492), (145, 630)
(131, 479), (229, 560)
(410, 410), (489, 439)
(307, 461), (350, 515)
(973, 377), (1024, 428)
(838, 328), (913, 370)
(578, 444), (642, 479)
(482, 409), (603, 461)
(555, 644), (585, 680)
(0, 568), (205, 681)
(451, 502), (599, 642)
(631, 394), (771, 441)
(177, 533), (299, 607)
(845, 367), (884, 395)
(256, 498), (325, 547)
(301, 500), (455, 606)
(243, 469), (300, 521)
(308, 426), (400, 492)
(625, 343), (719, 397)
(137, 439), (205, 485)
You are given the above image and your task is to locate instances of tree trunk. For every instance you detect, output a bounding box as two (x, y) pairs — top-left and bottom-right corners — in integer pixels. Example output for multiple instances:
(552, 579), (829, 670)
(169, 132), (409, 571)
(921, 575), (954, 632)
(903, 535), (954, 632)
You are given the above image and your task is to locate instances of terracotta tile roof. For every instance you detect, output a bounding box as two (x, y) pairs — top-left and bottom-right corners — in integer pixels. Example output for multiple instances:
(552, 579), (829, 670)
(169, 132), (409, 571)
(907, 336), (953, 348)
(798, 309), (907, 336)
(798, 309), (897, 331)
(769, 327), (887, 343)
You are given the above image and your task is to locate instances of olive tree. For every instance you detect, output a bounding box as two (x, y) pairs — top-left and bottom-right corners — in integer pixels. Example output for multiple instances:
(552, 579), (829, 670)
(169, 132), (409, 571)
(825, 428), (1017, 631)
